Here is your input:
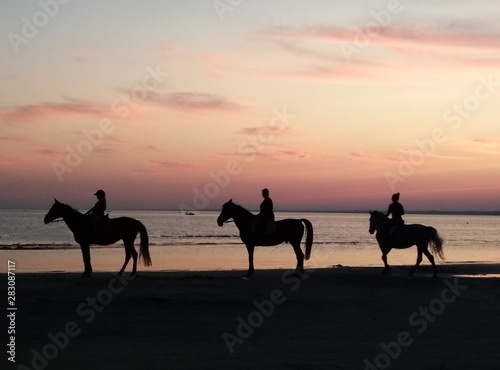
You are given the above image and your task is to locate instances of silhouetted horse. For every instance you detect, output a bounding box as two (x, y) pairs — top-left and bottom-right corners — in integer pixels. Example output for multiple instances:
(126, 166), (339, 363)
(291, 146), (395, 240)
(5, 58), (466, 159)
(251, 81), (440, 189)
(44, 199), (151, 278)
(217, 200), (313, 277)
(369, 210), (444, 277)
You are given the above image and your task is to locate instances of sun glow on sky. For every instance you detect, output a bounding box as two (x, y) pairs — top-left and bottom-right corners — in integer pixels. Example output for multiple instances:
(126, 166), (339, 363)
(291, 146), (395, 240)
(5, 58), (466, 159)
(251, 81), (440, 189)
(0, 0), (499, 211)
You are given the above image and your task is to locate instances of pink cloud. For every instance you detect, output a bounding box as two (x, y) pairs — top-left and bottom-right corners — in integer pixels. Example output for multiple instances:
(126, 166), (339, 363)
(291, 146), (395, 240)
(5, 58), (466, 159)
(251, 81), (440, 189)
(1, 88), (243, 126)
(256, 23), (500, 79)
(0, 101), (110, 124)
(37, 148), (67, 159)
(372, 25), (500, 52)
(145, 91), (243, 113)
(0, 154), (30, 167)
(134, 160), (202, 175)
(260, 24), (500, 52)
(146, 160), (201, 170)
(348, 151), (400, 163)
(0, 135), (30, 144)
(217, 142), (312, 163)
(263, 64), (371, 81)
(240, 125), (293, 136)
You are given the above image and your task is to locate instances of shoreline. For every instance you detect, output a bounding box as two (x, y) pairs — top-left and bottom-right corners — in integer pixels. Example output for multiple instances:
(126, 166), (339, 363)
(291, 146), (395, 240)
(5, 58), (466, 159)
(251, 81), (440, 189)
(3, 261), (500, 277)
(6, 265), (500, 369)
(4, 241), (500, 275)
(2, 208), (500, 215)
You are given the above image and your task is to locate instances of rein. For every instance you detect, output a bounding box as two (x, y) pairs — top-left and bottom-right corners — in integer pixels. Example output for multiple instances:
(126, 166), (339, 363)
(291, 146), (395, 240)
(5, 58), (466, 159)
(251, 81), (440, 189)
(49, 218), (65, 223)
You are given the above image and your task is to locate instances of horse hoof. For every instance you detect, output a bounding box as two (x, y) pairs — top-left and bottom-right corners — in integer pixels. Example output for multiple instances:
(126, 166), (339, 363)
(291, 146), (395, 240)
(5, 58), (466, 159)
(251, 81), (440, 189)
(293, 271), (309, 280)
(81, 273), (91, 278)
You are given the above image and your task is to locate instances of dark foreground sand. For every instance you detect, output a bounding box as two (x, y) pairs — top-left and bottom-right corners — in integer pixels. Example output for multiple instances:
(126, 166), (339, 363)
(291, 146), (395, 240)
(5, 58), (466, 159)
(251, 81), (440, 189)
(5, 264), (500, 370)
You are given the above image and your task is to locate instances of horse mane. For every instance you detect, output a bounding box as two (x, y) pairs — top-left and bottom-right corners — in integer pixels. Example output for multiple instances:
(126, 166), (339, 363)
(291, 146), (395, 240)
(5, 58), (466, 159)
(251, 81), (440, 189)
(228, 201), (254, 218)
(232, 202), (253, 213)
(58, 201), (83, 216)
(371, 210), (387, 218)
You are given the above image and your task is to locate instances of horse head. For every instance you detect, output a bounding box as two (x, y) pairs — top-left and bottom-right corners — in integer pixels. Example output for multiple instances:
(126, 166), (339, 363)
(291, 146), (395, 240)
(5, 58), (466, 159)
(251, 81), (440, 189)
(217, 199), (233, 226)
(369, 210), (386, 234)
(44, 198), (65, 224)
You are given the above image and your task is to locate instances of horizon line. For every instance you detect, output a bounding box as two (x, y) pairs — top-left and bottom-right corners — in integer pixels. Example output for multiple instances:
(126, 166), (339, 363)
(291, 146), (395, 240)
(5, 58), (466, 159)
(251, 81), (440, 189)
(2, 208), (500, 216)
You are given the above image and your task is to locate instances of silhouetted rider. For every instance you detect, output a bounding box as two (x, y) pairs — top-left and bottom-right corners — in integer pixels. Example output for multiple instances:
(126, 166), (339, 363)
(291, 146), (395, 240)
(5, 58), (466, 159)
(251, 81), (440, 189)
(386, 192), (404, 225)
(256, 188), (274, 234)
(85, 190), (107, 218)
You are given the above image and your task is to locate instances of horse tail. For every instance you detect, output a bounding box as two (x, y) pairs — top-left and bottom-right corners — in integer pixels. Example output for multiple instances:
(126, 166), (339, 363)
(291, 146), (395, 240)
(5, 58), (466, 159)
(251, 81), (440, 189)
(301, 219), (313, 260)
(138, 221), (152, 267)
(428, 227), (444, 260)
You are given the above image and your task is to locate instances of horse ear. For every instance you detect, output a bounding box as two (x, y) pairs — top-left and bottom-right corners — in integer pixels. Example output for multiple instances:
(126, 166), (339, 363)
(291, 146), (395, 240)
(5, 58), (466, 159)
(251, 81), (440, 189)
(54, 198), (59, 203)
(229, 199), (233, 203)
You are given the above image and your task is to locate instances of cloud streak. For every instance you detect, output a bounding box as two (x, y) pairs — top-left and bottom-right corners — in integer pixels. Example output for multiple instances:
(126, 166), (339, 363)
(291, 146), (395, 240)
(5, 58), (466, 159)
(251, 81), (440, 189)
(240, 125), (293, 136)
(0, 101), (110, 124)
(255, 22), (500, 80)
(1, 89), (244, 125)
(145, 91), (243, 113)
(260, 23), (500, 52)
(146, 160), (201, 169)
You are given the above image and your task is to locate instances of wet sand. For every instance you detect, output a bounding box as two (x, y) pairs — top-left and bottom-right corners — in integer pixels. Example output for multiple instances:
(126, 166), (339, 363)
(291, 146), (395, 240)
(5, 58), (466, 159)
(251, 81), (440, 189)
(6, 264), (500, 370)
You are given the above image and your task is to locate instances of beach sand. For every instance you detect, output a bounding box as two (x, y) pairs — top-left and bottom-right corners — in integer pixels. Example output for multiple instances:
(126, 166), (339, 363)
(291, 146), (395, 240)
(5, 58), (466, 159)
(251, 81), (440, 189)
(6, 264), (500, 370)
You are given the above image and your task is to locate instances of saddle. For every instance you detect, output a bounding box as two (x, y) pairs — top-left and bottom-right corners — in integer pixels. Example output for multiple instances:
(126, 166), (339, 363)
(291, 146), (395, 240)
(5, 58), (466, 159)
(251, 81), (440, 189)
(86, 214), (110, 234)
(251, 219), (277, 236)
(380, 222), (404, 245)
(388, 224), (401, 236)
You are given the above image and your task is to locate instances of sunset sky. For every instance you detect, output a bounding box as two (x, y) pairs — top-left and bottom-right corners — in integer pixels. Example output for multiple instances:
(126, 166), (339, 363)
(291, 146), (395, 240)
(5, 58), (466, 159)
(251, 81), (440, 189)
(1, 0), (499, 212)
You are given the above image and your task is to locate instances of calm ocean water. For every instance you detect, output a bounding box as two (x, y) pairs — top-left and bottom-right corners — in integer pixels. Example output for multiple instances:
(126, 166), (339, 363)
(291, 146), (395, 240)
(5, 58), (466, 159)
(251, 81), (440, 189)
(1, 209), (499, 273)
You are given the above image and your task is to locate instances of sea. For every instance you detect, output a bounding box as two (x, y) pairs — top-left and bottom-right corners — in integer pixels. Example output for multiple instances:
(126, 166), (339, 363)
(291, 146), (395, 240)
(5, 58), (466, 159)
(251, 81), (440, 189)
(1, 209), (499, 273)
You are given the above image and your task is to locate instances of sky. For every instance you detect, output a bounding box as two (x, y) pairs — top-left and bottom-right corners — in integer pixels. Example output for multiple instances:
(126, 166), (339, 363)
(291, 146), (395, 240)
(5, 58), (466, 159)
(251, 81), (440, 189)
(0, 0), (499, 212)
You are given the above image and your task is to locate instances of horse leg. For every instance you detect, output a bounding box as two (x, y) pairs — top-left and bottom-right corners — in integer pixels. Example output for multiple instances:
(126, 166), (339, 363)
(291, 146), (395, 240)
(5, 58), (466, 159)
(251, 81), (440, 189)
(422, 248), (437, 278)
(292, 241), (305, 275)
(130, 243), (138, 275)
(119, 244), (132, 276)
(80, 244), (92, 278)
(409, 248), (423, 277)
(245, 244), (255, 278)
(381, 247), (392, 274)
(119, 237), (139, 275)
